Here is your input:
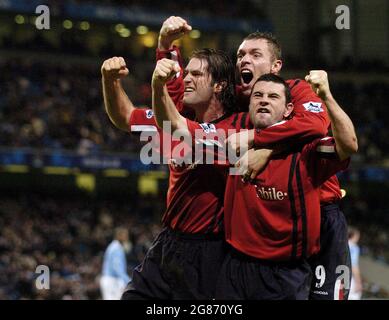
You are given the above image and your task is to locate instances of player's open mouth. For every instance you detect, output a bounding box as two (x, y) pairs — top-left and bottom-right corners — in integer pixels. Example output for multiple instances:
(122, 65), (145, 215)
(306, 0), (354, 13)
(184, 88), (195, 92)
(241, 70), (253, 84)
(257, 107), (270, 113)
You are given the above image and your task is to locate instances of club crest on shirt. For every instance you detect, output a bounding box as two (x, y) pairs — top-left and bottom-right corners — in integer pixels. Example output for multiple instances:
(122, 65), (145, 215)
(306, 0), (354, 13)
(145, 109), (154, 119)
(303, 102), (324, 113)
(199, 123), (217, 134)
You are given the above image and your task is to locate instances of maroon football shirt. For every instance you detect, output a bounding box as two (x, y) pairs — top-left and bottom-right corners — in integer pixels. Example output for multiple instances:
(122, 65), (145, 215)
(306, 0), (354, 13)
(130, 109), (246, 234)
(223, 137), (350, 261)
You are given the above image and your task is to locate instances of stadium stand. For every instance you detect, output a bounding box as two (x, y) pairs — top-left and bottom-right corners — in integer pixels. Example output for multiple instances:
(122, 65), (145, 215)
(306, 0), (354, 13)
(0, 0), (388, 300)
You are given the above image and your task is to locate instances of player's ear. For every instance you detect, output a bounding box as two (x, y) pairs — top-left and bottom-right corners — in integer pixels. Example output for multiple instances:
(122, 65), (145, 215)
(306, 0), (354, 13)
(283, 102), (294, 118)
(271, 59), (282, 74)
(214, 81), (227, 93)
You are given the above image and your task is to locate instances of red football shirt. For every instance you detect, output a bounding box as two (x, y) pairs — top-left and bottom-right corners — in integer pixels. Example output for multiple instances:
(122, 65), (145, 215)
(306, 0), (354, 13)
(159, 46), (342, 203)
(248, 79), (342, 203)
(126, 46), (235, 234)
(236, 81), (341, 203)
(129, 110), (246, 234)
(224, 137), (350, 261)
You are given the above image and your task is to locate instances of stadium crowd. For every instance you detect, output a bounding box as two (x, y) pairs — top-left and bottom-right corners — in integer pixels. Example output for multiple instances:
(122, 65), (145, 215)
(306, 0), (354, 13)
(46, 0), (267, 20)
(0, 191), (388, 299)
(0, 57), (388, 165)
(0, 58), (150, 154)
(0, 192), (163, 300)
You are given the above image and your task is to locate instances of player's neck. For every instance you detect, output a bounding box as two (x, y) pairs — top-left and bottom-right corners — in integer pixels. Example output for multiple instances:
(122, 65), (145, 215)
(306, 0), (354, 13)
(196, 99), (225, 123)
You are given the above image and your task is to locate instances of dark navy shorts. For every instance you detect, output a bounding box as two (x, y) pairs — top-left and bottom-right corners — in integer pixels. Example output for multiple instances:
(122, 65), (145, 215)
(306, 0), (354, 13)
(309, 203), (351, 300)
(215, 247), (312, 300)
(121, 227), (227, 300)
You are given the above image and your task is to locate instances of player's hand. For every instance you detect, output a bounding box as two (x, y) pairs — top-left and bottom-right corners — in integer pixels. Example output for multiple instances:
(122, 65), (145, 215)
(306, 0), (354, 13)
(226, 129), (255, 157)
(152, 58), (180, 86)
(305, 70), (332, 101)
(101, 57), (129, 81)
(158, 16), (192, 50)
(235, 148), (273, 183)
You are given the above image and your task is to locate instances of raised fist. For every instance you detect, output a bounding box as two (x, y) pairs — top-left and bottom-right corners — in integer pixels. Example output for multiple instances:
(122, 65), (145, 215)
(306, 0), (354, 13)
(159, 16), (192, 50)
(101, 57), (129, 80)
(152, 58), (181, 86)
(305, 70), (331, 100)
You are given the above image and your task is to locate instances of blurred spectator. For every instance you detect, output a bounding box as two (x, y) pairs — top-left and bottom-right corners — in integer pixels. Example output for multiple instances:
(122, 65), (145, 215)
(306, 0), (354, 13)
(100, 227), (131, 300)
(0, 193), (162, 300)
(348, 226), (363, 300)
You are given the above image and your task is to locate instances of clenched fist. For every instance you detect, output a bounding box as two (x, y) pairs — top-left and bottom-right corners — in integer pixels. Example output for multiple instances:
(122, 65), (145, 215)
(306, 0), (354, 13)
(152, 58), (180, 86)
(159, 16), (192, 50)
(305, 70), (332, 101)
(101, 57), (129, 80)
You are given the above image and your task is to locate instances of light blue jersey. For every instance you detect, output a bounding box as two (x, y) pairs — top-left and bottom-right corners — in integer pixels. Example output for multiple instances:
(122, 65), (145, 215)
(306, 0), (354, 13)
(102, 240), (131, 284)
(348, 241), (360, 267)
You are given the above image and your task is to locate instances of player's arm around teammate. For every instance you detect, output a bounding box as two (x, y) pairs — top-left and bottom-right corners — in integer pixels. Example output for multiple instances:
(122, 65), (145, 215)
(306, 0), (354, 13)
(226, 69), (358, 158)
(228, 69), (358, 181)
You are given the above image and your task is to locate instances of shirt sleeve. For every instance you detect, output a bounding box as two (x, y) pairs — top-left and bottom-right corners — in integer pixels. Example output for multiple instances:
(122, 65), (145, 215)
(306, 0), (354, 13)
(304, 137), (350, 186)
(253, 79), (330, 148)
(128, 108), (158, 133)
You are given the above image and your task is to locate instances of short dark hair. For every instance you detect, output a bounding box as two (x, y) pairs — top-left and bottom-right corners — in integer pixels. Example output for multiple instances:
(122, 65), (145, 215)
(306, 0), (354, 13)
(251, 73), (291, 104)
(191, 48), (237, 114)
(243, 32), (282, 61)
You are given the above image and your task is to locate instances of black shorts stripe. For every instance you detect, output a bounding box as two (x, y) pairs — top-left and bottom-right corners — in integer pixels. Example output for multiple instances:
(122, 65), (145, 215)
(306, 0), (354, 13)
(240, 112), (248, 130)
(295, 161), (308, 258)
(288, 153), (299, 260)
